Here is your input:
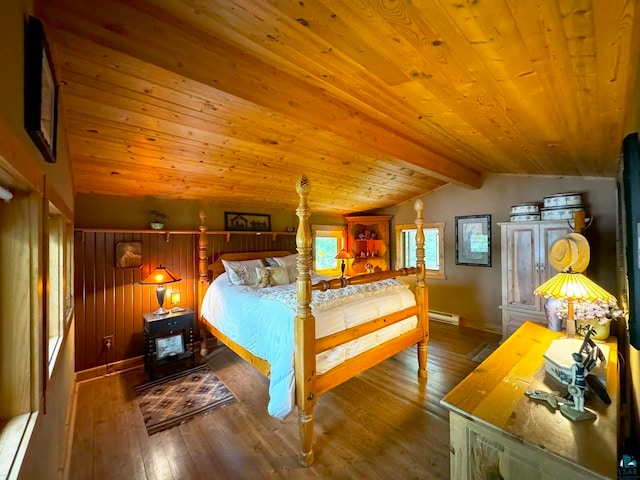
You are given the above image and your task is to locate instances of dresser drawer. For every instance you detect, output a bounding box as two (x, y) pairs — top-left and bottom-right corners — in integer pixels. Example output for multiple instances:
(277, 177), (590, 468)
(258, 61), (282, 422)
(144, 311), (194, 336)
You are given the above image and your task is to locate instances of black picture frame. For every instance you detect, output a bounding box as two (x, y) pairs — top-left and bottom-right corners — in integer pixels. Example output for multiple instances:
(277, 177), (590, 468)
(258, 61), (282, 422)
(115, 241), (142, 268)
(455, 214), (491, 267)
(24, 16), (58, 164)
(224, 212), (271, 232)
(155, 333), (185, 360)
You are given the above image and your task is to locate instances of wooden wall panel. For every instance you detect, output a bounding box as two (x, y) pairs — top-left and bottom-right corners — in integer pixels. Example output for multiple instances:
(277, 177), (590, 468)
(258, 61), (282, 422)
(74, 231), (295, 372)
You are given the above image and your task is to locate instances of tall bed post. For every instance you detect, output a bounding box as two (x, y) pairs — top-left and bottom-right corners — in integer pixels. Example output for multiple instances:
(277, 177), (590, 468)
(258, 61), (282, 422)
(294, 175), (316, 466)
(414, 199), (429, 378)
(198, 210), (210, 356)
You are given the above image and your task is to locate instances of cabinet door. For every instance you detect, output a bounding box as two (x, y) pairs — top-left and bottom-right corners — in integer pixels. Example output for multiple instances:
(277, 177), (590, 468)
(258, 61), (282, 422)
(539, 223), (572, 281)
(505, 224), (540, 312)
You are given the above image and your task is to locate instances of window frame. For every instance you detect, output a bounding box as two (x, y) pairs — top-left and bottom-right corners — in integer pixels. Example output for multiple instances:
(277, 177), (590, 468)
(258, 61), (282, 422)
(311, 225), (345, 277)
(395, 222), (445, 279)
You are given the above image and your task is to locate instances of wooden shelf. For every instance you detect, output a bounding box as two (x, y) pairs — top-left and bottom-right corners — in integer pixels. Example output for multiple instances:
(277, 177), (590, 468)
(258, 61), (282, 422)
(75, 228), (296, 242)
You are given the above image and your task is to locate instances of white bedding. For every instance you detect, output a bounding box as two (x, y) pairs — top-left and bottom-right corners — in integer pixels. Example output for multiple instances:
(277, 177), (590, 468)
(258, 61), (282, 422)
(200, 274), (418, 419)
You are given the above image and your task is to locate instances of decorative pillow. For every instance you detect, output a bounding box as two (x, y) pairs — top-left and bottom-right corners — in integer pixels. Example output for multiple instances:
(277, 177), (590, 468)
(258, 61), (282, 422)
(267, 266), (290, 286)
(255, 266), (290, 288)
(264, 257), (280, 267)
(274, 253), (298, 283)
(221, 259), (264, 286)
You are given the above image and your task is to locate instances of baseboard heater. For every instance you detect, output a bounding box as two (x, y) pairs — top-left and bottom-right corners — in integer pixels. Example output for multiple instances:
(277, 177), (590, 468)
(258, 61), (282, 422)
(428, 310), (460, 326)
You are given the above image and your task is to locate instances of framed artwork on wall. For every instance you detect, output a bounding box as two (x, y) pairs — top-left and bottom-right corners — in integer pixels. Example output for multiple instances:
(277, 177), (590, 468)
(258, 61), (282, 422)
(116, 241), (142, 268)
(224, 212), (271, 231)
(155, 333), (185, 360)
(455, 214), (491, 267)
(24, 16), (58, 164)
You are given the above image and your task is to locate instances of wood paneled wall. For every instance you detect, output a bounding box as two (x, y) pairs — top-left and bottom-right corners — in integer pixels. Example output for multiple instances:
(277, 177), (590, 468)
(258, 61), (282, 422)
(74, 231), (295, 372)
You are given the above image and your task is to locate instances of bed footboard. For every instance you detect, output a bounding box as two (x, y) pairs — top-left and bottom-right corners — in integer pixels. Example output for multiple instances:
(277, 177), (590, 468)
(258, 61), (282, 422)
(294, 176), (428, 466)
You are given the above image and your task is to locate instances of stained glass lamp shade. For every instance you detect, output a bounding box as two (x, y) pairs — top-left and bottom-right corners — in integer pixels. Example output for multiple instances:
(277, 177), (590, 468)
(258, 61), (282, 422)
(533, 270), (616, 336)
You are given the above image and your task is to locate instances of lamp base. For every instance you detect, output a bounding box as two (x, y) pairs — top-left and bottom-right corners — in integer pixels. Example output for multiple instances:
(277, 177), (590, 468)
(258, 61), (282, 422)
(152, 307), (170, 316)
(171, 307), (186, 313)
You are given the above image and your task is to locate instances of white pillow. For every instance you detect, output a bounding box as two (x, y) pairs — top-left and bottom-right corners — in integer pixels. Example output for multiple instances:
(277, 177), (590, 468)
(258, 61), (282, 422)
(222, 259), (265, 286)
(274, 253), (298, 283)
(255, 266), (290, 288)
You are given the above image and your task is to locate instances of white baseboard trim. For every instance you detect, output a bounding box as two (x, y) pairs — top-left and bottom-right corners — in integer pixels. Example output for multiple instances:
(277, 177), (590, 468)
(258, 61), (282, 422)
(429, 310), (460, 325)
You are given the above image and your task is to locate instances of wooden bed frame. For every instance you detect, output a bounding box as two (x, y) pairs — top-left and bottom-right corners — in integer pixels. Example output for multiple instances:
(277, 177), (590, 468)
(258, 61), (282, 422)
(197, 175), (429, 466)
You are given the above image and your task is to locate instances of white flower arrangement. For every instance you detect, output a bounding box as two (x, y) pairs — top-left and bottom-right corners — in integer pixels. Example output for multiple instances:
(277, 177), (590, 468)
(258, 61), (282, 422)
(556, 299), (624, 325)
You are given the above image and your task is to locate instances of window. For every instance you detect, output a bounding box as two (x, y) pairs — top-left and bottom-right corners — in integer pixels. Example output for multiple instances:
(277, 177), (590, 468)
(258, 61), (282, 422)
(395, 222), (445, 279)
(47, 208), (63, 373)
(312, 225), (345, 276)
(46, 201), (73, 377)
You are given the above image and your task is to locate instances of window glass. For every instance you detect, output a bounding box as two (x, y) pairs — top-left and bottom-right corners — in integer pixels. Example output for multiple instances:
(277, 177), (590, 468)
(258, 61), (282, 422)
(315, 236), (339, 270)
(47, 210), (64, 374)
(312, 225), (344, 276)
(396, 222), (445, 279)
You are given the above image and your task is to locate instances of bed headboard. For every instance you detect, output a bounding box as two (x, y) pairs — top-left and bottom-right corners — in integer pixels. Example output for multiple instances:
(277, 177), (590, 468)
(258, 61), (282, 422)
(210, 250), (293, 279)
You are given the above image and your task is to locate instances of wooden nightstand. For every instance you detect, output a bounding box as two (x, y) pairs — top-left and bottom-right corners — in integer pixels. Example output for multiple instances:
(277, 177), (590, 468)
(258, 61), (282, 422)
(143, 309), (195, 380)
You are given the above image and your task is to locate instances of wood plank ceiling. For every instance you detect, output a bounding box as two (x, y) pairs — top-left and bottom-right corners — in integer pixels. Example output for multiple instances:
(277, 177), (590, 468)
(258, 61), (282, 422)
(37, 0), (640, 215)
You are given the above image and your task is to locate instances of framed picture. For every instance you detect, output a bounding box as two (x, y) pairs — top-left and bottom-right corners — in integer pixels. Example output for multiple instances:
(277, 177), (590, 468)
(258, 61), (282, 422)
(224, 212), (271, 231)
(115, 241), (142, 268)
(24, 16), (58, 164)
(155, 333), (185, 360)
(455, 215), (491, 267)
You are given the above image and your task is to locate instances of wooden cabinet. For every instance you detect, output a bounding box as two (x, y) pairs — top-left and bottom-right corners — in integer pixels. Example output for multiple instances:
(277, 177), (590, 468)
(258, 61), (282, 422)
(442, 321), (618, 480)
(346, 215), (391, 275)
(144, 309), (195, 380)
(499, 221), (572, 339)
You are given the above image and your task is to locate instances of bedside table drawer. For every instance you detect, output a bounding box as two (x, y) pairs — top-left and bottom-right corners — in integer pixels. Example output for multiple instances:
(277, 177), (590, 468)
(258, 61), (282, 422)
(145, 311), (194, 336)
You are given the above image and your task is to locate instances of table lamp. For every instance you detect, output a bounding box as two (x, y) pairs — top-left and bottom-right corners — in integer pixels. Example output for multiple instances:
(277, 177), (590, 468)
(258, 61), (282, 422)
(140, 265), (181, 315)
(533, 268), (616, 336)
(170, 291), (186, 312)
(335, 249), (353, 278)
(533, 268), (615, 421)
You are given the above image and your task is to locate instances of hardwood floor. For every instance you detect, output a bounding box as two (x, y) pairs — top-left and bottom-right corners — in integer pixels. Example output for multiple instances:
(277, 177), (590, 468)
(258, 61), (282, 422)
(67, 322), (501, 479)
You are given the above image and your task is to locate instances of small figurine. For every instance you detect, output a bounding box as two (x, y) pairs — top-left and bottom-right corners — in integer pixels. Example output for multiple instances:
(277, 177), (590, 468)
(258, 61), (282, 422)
(256, 268), (273, 289)
(560, 351), (596, 421)
(525, 389), (564, 411)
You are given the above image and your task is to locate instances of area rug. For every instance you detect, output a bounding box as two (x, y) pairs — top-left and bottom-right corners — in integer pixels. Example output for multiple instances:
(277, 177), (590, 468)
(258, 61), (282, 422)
(134, 364), (235, 435)
(466, 342), (499, 363)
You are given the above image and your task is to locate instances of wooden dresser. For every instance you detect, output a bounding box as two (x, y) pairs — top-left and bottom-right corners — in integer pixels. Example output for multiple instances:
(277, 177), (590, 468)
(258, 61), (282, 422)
(441, 321), (618, 479)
